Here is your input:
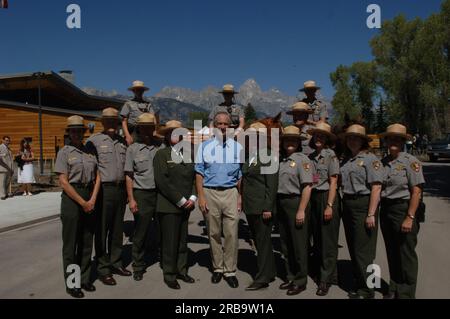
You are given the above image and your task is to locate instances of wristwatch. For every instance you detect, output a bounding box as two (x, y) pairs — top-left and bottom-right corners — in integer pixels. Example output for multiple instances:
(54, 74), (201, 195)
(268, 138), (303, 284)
(327, 203), (333, 208)
(407, 214), (416, 220)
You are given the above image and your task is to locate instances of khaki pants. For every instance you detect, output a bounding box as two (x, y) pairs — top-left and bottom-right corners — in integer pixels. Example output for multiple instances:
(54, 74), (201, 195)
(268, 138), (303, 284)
(204, 188), (239, 277)
(0, 172), (12, 198)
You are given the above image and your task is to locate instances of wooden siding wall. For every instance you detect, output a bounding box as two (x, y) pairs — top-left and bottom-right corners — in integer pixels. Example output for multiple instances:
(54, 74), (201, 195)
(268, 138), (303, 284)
(0, 105), (104, 159)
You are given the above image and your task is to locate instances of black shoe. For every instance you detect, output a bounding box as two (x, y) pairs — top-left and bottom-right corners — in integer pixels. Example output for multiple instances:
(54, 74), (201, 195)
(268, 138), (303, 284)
(164, 280), (181, 290)
(287, 284), (306, 296)
(133, 271), (144, 281)
(1, 197), (6, 200)
(177, 274), (195, 283)
(211, 272), (223, 284)
(99, 275), (117, 286)
(279, 281), (294, 290)
(246, 282), (269, 291)
(224, 276), (239, 288)
(81, 283), (96, 292)
(66, 288), (84, 298)
(112, 267), (132, 277)
(316, 282), (330, 296)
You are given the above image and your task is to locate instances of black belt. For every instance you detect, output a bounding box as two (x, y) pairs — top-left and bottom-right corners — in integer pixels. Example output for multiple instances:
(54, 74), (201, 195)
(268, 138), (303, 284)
(102, 181), (125, 187)
(312, 189), (329, 193)
(204, 186), (236, 191)
(70, 182), (93, 188)
(381, 198), (409, 204)
(133, 188), (156, 192)
(343, 194), (370, 200)
(277, 193), (301, 198)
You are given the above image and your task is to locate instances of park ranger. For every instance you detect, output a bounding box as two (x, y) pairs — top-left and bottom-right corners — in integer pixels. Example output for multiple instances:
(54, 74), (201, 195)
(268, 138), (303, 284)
(307, 122), (340, 296)
(277, 125), (313, 296)
(241, 122), (278, 291)
(340, 124), (384, 299)
(124, 113), (160, 282)
(300, 80), (328, 124)
(55, 116), (101, 298)
(380, 124), (425, 299)
(154, 120), (197, 290)
(209, 84), (245, 133)
(287, 102), (315, 156)
(120, 80), (159, 146)
(86, 107), (131, 286)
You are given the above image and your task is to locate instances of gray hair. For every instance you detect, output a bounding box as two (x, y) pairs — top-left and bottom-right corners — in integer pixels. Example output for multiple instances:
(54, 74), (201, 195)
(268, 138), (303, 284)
(213, 112), (231, 126)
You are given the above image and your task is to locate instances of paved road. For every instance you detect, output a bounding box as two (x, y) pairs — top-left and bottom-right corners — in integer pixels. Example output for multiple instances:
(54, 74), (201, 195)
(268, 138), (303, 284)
(0, 162), (449, 299)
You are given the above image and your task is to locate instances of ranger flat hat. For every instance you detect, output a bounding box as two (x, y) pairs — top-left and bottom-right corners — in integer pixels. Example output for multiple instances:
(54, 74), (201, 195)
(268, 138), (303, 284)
(158, 120), (183, 134)
(281, 125), (307, 140)
(102, 107), (119, 119)
(219, 84), (239, 94)
(286, 102), (314, 115)
(66, 115), (86, 130)
(307, 122), (337, 141)
(300, 80), (321, 92)
(380, 123), (412, 141)
(137, 113), (157, 126)
(343, 124), (372, 142)
(247, 122), (267, 135)
(128, 80), (149, 92)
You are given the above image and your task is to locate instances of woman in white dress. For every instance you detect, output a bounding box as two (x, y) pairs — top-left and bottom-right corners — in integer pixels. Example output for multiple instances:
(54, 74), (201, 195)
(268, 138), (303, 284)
(17, 139), (35, 196)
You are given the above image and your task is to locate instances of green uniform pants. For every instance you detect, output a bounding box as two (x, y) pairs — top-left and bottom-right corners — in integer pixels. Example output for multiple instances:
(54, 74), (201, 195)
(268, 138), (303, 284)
(158, 212), (190, 282)
(277, 195), (309, 287)
(61, 186), (96, 287)
(342, 195), (378, 298)
(310, 190), (340, 285)
(246, 214), (277, 284)
(132, 189), (157, 273)
(96, 184), (127, 276)
(380, 199), (419, 299)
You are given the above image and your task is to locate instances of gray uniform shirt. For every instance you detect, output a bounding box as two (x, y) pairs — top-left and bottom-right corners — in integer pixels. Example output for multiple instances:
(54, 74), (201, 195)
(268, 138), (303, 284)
(341, 151), (384, 195)
(381, 152), (425, 200)
(302, 98), (328, 122)
(278, 152), (313, 195)
(310, 148), (340, 191)
(300, 124), (314, 156)
(86, 133), (127, 183)
(0, 143), (13, 172)
(120, 99), (159, 128)
(55, 145), (98, 184)
(124, 143), (159, 190)
(208, 104), (244, 127)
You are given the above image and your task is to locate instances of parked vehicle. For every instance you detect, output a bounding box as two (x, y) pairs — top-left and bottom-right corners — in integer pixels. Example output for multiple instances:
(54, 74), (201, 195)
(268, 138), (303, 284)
(427, 133), (450, 162)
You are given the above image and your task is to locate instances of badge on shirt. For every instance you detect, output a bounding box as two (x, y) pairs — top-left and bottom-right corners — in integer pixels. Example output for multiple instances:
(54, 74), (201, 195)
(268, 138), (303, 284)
(290, 162), (296, 168)
(411, 162), (421, 172)
(372, 161), (381, 171)
(320, 158), (326, 165)
(303, 163), (310, 171)
(358, 160), (364, 167)
(395, 164), (405, 171)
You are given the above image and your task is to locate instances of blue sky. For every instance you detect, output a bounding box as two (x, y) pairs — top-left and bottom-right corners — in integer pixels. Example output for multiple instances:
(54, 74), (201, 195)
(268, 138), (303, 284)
(0, 0), (444, 99)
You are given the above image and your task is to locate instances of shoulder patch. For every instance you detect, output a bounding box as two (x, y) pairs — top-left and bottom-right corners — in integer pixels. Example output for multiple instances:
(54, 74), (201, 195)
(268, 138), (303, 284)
(372, 160), (381, 171)
(303, 163), (311, 172)
(410, 162), (421, 172)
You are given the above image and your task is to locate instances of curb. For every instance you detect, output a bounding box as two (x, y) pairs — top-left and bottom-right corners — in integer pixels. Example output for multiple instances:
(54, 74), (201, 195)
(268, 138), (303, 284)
(0, 214), (60, 234)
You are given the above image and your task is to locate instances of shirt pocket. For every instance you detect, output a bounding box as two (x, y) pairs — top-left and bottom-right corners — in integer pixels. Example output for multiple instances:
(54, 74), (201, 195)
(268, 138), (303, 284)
(68, 157), (83, 175)
(98, 147), (113, 163)
(387, 170), (407, 187)
(135, 157), (150, 173)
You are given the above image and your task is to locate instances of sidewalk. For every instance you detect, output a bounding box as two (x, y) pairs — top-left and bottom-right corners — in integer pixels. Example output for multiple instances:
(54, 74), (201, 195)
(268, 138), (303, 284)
(0, 192), (61, 233)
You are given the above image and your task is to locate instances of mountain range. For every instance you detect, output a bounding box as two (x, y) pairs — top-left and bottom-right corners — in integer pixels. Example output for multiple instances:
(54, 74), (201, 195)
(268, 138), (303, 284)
(83, 79), (333, 125)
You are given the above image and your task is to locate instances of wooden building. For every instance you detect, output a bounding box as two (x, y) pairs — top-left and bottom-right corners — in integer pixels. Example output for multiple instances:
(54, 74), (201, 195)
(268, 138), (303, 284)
(0, 71), (124, 160)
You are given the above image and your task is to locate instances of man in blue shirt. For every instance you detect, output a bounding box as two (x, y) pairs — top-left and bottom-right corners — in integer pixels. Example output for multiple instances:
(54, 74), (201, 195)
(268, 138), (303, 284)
(195, 112), (243, 288)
